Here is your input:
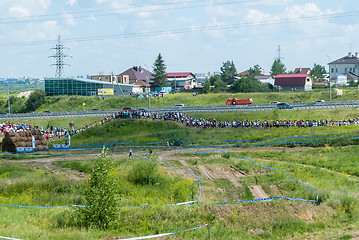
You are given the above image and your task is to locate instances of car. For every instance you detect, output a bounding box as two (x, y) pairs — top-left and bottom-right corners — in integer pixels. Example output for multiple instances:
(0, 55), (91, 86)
(91, 108), (99, 111)
(269, 101), (280, 104)
(173, 104), (186, 107)
(313, 100), (325, 103)
(277, 102), (294, 109)
(293, 101), (303, 103)
(171, 89), (180, 94)
(43, 111), (52, 113)
(138, 108), (149, 112)
(123, 107), (136, 112)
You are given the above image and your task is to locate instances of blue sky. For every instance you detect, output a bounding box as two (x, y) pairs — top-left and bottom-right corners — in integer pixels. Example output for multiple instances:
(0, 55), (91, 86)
(0, 0), (358, 78)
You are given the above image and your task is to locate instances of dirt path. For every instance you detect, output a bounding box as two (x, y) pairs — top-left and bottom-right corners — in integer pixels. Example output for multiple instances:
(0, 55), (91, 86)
(249, 185), (269, 199)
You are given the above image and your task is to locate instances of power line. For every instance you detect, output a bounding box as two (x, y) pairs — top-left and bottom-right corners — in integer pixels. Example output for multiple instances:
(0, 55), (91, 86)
(0, 10), (359, 48)
(0, 0), (253, 25)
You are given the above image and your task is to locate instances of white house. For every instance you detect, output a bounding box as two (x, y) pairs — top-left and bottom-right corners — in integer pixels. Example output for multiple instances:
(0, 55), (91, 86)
(166, 72), (198, 90)
(328, 52), (359, 84)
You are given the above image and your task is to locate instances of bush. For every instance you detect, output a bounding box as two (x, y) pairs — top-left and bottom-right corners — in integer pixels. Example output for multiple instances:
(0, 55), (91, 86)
(127, 160), (160, 185)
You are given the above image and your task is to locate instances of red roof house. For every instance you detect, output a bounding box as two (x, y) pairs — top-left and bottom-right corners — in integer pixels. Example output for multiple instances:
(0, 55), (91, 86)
(274, 74), (312, 91)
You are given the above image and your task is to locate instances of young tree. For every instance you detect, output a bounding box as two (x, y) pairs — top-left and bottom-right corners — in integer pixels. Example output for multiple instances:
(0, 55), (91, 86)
(270, 59), (286, 76)
(152, 53), (167, 88)
(79, 147), (119, 230)
(202, 79), (211, 94)
(220, 60), (237, 83)
(311, 63), (327, 82)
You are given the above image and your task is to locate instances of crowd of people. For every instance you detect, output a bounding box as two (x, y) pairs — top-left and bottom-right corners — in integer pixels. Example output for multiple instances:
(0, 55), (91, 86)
(1, 109), (359, 141)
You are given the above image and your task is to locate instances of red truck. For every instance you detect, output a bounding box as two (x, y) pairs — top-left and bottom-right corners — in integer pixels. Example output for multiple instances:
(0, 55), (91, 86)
(226, 98), (253, 105)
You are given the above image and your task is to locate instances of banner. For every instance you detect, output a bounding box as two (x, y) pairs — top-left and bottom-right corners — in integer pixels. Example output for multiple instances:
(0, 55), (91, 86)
(98, 88), (114, 95)
(337, 75), (347, 85)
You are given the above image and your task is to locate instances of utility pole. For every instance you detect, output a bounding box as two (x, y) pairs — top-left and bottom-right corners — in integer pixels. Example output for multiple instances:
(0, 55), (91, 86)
(327, 55), (332, 101)
(7, 79), (10, 114)
(144, 64), (150, 109)
(49, 35), (72, 78)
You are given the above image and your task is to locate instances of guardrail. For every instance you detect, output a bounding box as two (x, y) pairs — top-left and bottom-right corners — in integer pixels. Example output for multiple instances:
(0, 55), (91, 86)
(1, 101), (359, 119)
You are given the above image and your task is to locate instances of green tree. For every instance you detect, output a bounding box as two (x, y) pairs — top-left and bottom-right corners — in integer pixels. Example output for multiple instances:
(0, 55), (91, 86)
(248, 64), (262, 77)
(25, 89), (46, 112)
(213, 78), (228, 93)
(270, 59), (286, 76)
(230, 76), (268, 93)
(220, 60), (237, 83)
(311, 63), (327, 82)
(152, 53), (167, 88)
(209, 75), (221, 85)
(79, 147), (118, 230)
(202, 79), (211, 94)
(7, 96), (26, 113)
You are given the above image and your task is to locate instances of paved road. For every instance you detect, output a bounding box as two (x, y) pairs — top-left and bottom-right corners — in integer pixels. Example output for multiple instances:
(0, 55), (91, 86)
(1, 100), (359, 120)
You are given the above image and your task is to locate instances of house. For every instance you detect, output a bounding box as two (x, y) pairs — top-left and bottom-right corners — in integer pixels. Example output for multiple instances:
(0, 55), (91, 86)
(166, 72), (198, 90)
(119, 66), (153, 85)
(274, 74), (313, 91)
(328, 52), (359, 84)
(254, 75), (274, 85)
(293, 67), (311, 75)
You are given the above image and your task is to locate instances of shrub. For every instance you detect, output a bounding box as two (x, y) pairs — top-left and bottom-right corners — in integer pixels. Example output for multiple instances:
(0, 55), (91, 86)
(127, 160), (159, 185)
(78, 147), (119, 230)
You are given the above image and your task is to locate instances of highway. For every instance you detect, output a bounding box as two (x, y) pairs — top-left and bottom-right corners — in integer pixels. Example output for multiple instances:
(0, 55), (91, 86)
(1, 100), (359, 120)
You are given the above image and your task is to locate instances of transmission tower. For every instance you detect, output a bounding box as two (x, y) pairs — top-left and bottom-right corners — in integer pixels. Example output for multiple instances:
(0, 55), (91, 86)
(49, 36), (71, 78)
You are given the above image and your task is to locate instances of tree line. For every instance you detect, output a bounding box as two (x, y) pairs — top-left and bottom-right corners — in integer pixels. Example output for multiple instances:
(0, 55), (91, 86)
(150, 53), (329, 93)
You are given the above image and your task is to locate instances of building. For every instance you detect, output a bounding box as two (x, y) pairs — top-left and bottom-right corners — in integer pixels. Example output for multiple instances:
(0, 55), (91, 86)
(274, 74), (313, 91)
(254, 75), (274, 85)
(119, 66), (153, 85)
(328, 52), (359, 84)
(166, 72), (198, 90)
(293, 67), (311, 75)
(44, 78), (140, 96)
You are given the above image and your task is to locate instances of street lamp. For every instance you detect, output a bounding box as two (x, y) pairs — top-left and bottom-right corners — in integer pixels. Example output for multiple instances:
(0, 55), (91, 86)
(144, 64), (150, 109)
(7, 79), (10, 114)
(327, 55), (332, 101)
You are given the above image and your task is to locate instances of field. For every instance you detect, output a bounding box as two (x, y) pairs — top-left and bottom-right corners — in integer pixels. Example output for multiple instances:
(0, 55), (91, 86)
(1, 107), (359, 239)
(7, 87), (358, 113)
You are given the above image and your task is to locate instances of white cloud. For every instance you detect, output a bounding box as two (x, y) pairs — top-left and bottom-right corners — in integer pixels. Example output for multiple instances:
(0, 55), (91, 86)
(205, 17), (226, 39)
(66, 0), (77, 6)
(244, 9), (277, 24)
(205, 4), (236, 17)
(9, 4), (30, 17)
(63, 13), (76, 26)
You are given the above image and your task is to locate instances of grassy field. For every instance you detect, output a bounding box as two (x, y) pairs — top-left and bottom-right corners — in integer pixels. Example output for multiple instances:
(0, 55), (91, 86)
(1, 102), (359, 239)
(0, 145), (358, 239)
(26, 88), (359, 112)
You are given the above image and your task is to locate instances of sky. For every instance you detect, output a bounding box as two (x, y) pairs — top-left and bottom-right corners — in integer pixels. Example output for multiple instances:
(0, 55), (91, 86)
(0, 0), (358, 78)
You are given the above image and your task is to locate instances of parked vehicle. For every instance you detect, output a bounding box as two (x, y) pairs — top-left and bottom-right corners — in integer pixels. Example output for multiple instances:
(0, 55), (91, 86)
(226, 98), (253, 105)
(277, 102), (294, 109)
(173, 104), (186, 107)
(293, 101), (303, 103)
(123, 107), (136, 112)
(313, 100), (325, 103)
(269, 101), (280, 104)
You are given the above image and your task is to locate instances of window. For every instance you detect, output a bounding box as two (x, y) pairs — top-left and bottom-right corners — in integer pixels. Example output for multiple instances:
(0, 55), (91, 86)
(331, 68), (334, 73)
(336, 68), (338, 73)
(345, 68), (347, 72)
(350, 68), (352, 72)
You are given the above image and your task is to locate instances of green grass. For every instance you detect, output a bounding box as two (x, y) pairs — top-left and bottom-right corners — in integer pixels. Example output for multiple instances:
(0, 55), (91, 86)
(1, 145), (359, 239)
(2, 88), (357, 113)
